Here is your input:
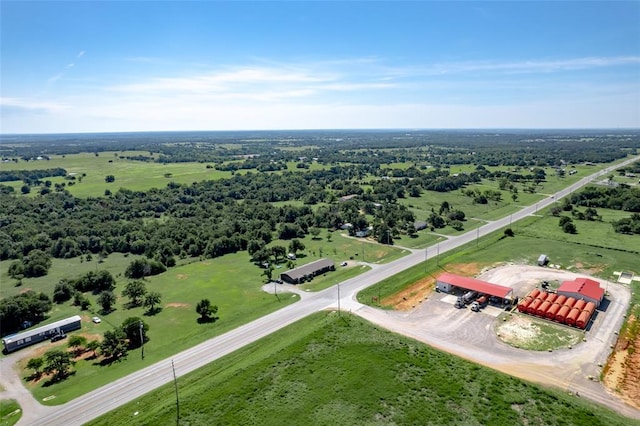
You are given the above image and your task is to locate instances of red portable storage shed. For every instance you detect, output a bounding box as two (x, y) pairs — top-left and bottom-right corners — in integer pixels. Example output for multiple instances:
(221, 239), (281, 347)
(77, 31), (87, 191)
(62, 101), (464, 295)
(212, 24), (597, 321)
(566, 307), (581, 326)
(527, 297), (544, 314)
(583, 301), (596, 315)
(537, 300), (553, 317)
(518, 296), (534, 312)
(576, 310), (591, 329)
(573, 299), (587, 312)
(545, 295), (567, 319)
(555, 304), (572, 322)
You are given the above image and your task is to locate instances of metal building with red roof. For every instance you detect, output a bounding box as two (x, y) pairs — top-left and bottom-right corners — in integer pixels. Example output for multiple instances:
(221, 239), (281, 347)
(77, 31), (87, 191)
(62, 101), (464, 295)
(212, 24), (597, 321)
(436, 273), (513, 299)
(557, 278), (604, 308)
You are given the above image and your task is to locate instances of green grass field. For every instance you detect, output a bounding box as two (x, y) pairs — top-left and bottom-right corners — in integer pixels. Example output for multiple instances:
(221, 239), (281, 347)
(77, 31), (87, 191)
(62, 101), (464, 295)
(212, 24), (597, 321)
(88, 312), (637, 426)
(0, 253), (144, 300)
(0, 399), (21, 426)
(2, 152), (234, 197)
(8, 252), (300, 404)
(298, 232), (408, 264)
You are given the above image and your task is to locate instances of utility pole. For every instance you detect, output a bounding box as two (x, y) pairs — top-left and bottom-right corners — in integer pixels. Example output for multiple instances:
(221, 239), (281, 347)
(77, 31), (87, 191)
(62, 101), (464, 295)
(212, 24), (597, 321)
(476, 227), (479, 247)
(171, 360), (180, 425)
(436, 241), (440, 266)
(424, 247), (427, 272)
(139, 321), (144, 360)
(337, 281), (341, 316)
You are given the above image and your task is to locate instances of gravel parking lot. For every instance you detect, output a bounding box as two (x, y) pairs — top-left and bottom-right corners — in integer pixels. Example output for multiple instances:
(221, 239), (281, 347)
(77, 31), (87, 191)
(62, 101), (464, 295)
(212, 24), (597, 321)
(352, 264), (640, 419)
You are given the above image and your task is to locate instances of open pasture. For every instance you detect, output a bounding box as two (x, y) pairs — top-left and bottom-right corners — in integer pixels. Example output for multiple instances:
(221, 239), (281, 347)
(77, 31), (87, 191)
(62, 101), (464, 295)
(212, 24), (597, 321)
(88, 313), (635, 426)
(2, 152), (233, 197)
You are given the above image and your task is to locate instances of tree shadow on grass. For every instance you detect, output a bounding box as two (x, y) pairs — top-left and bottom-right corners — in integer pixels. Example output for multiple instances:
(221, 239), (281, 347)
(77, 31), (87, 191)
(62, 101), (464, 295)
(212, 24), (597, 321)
(24, 372), (43, 382)
(93, 355), (127, 367)
(42, 371), (76, 387)
(143, 307), (162, 317)
(124, 302), (144, 310)
(196, 316), (219, 324)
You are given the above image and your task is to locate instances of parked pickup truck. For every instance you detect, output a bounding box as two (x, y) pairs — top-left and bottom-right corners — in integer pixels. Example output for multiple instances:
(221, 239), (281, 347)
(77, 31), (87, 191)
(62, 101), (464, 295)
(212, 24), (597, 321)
(470, 295), (488, 312)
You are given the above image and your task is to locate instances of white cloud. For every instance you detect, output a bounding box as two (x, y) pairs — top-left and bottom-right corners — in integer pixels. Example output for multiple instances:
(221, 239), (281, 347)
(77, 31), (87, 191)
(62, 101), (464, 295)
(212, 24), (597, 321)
(3, 55), (638, 133)
(425, 56), (640, 75)
(47, 73), (65, 85)
(77, 51), (85, 58)
(0, 97), (69, 112)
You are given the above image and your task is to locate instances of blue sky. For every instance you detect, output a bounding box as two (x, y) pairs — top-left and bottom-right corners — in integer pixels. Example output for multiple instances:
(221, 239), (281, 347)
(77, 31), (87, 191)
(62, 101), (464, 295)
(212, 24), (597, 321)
(1, 1), (639, 133)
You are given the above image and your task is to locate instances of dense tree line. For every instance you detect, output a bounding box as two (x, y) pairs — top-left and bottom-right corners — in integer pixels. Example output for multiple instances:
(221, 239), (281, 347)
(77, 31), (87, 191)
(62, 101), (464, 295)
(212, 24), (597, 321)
(0, 291), (52, 335)
(0, 168), (67, 182)
(569, 185), (640, 212)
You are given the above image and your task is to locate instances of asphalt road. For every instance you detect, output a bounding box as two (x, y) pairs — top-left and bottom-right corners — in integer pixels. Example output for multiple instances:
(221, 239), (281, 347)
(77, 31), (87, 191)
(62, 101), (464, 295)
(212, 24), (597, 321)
(6, 154), (640, 426)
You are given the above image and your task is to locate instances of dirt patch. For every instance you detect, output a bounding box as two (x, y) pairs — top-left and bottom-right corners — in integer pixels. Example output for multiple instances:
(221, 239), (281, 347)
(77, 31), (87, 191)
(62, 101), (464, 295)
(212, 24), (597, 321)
(176, 274), (189, 280)
(383, 262), (492, 311)
(603, 314), (640, 408)
(383, 276), (435, 311)
(496, 315), (539, 345)
(573, 262), (607, 276)
(165, 302), (190, 308)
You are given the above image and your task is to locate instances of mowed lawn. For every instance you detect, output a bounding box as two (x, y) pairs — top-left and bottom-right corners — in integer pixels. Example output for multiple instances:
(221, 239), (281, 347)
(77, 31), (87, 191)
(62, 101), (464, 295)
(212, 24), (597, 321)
(8, 252), (300, 404)
(88, 313), (636, 426)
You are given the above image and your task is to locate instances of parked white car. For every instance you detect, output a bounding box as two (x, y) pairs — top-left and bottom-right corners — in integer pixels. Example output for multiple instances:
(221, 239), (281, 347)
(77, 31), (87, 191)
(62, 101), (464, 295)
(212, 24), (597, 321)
(92, 316), (101, 323)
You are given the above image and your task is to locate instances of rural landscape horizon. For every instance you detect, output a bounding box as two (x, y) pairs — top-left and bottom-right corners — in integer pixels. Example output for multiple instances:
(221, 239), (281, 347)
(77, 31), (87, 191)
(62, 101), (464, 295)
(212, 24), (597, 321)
(1, 1), (639, 425)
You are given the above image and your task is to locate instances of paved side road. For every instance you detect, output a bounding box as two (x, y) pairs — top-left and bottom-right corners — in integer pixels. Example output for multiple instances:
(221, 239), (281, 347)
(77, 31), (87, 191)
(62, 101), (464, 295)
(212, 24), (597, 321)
(3, 154), (639, 425)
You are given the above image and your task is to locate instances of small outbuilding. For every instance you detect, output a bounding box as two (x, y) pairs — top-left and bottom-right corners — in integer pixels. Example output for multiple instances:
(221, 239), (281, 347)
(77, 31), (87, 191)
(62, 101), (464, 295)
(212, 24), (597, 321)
(414, 221), (428, 231)
(538, 254), (549, 266)
(280, 258), (335, 284)
(557, 278), (605, 308)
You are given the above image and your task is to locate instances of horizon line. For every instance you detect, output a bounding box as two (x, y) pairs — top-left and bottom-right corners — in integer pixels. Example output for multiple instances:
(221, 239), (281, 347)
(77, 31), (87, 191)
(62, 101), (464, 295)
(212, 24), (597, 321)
(2, 127), (640, 137)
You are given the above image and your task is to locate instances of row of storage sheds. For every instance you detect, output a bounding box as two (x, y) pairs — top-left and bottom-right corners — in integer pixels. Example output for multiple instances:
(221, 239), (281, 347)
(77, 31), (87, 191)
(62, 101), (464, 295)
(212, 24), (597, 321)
(517, 289), (597, 329)
(280, 258), (335, 284)
(435, 273), (514, 300)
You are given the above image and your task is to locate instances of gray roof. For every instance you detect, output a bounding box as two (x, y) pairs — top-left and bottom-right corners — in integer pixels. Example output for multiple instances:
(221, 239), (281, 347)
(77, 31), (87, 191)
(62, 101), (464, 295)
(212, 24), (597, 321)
(281, 258), (334, 281)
